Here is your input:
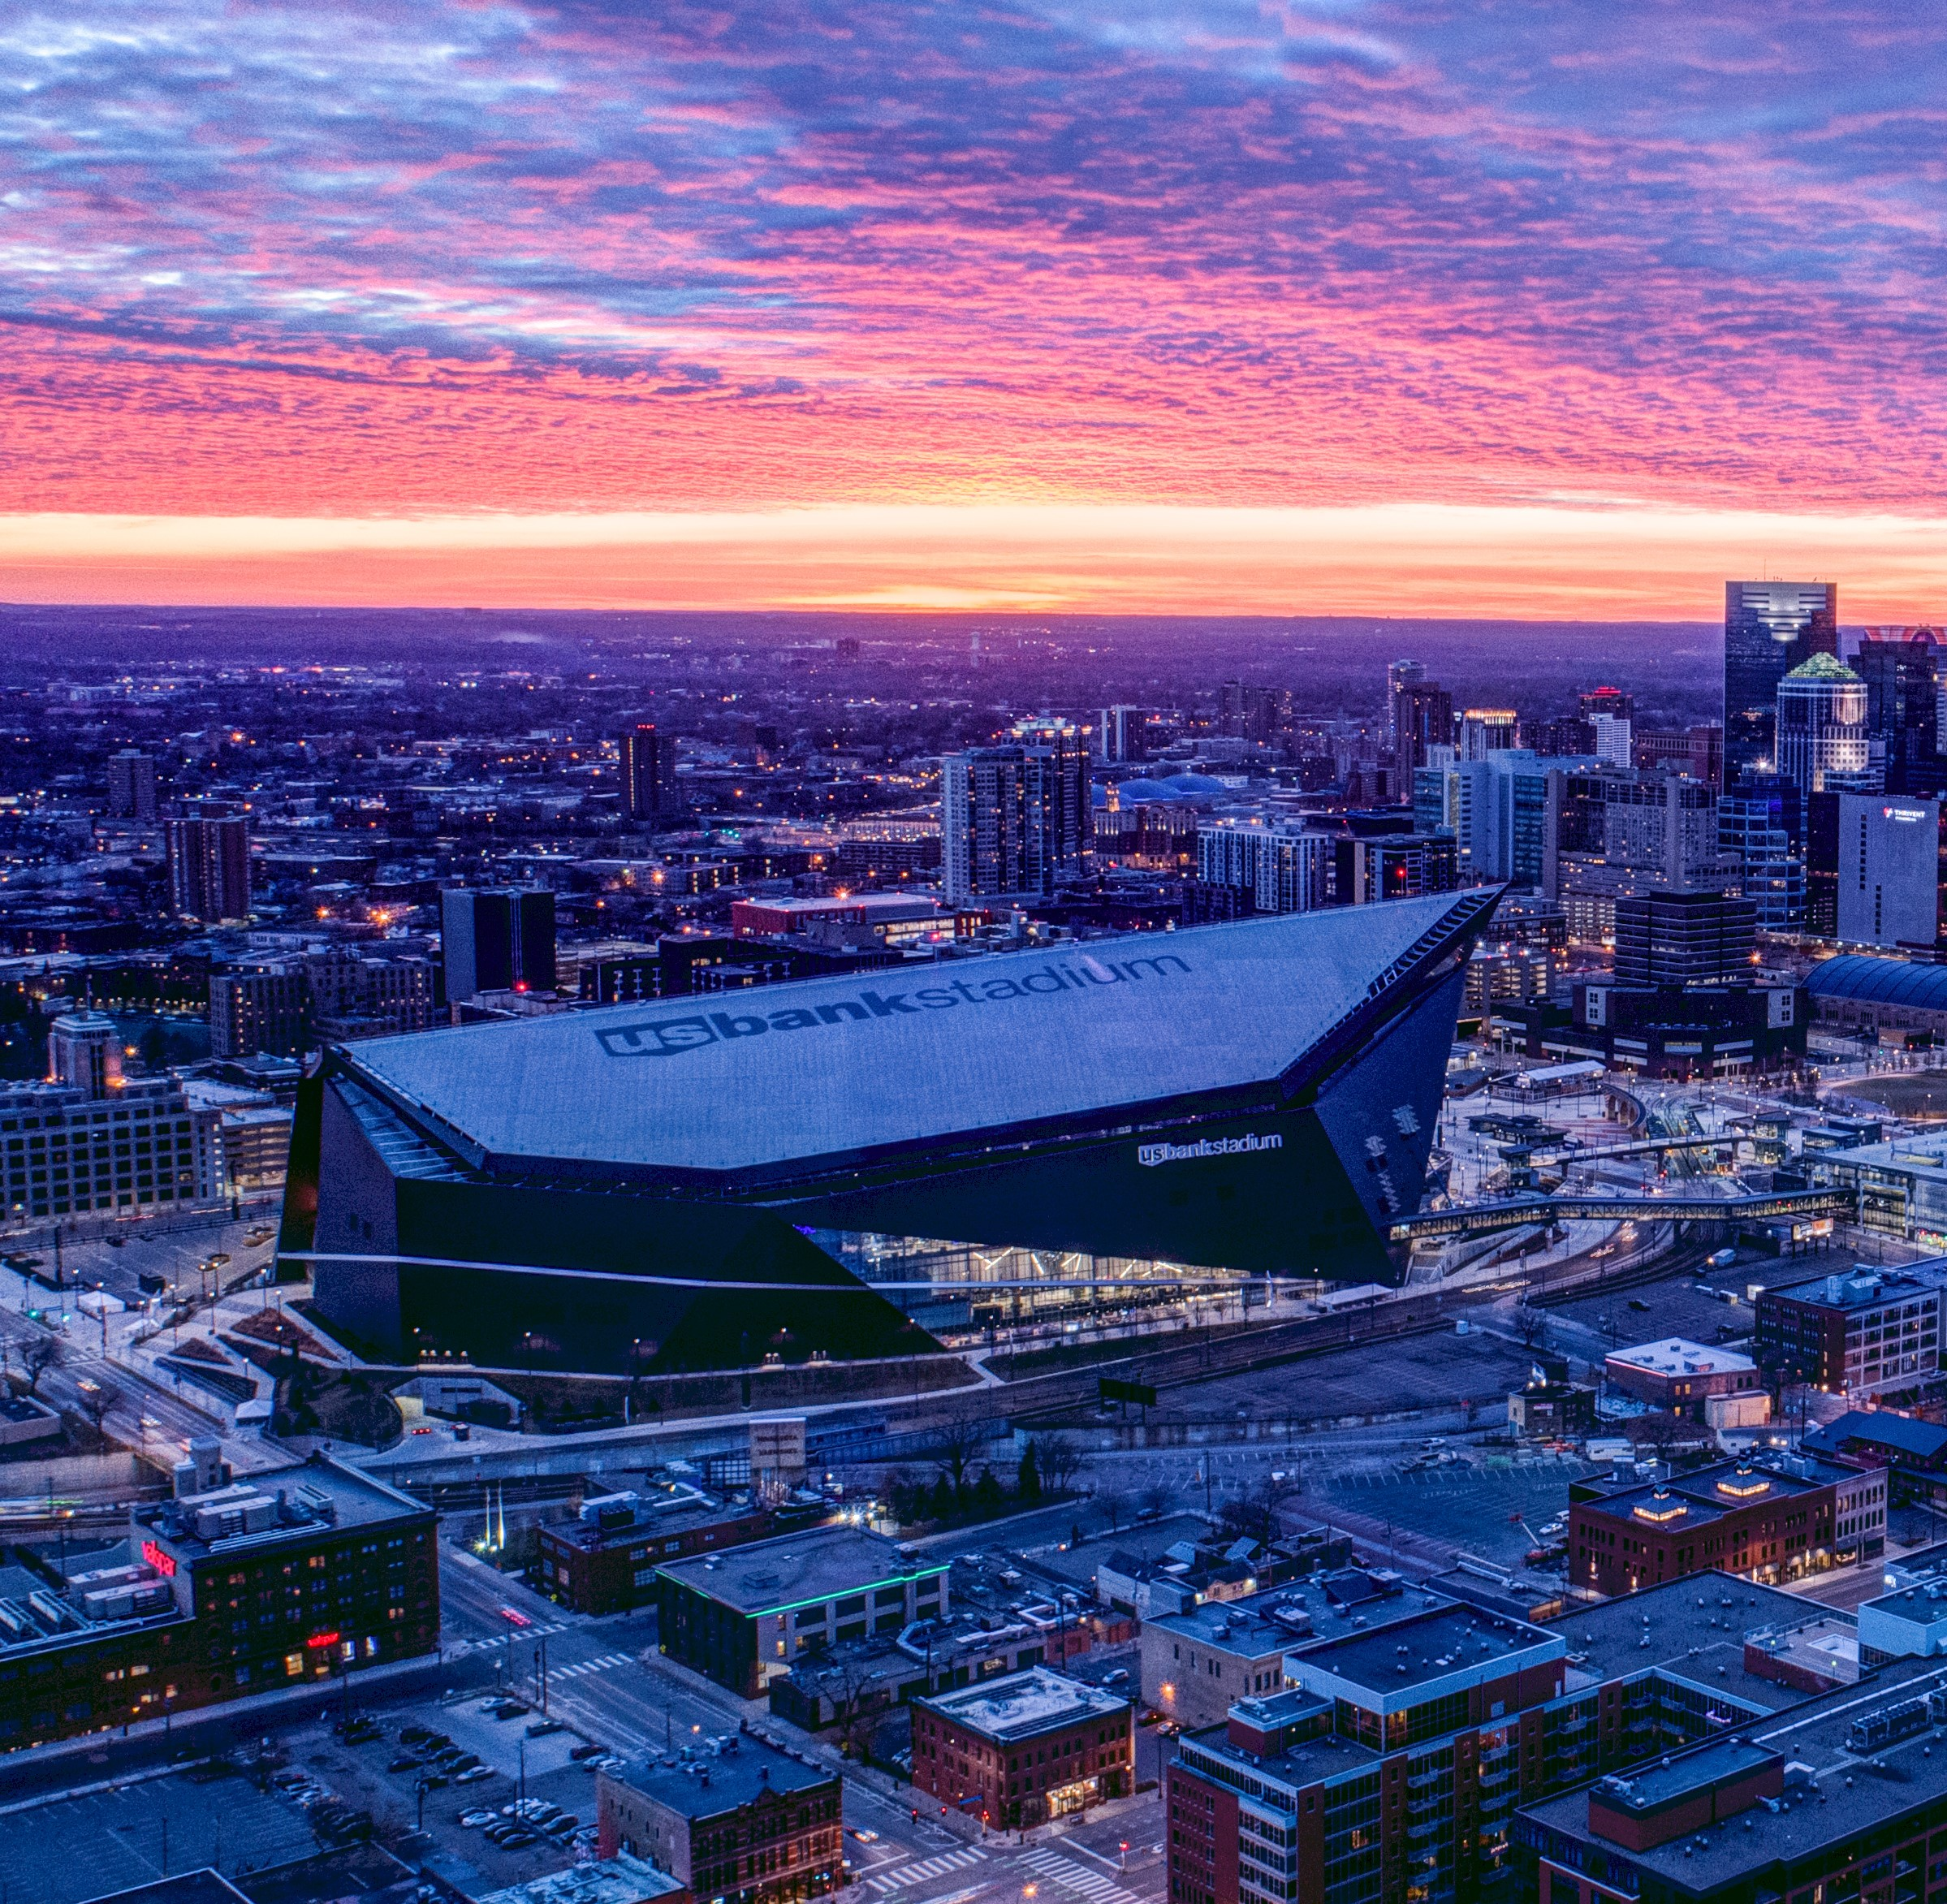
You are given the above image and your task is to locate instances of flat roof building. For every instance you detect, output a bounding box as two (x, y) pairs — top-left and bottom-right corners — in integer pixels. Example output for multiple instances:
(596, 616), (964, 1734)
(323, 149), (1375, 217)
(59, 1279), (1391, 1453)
(597, 1739), (840, 1904)
(1518, 1662), (1947, 1904)
(1755, 1263), (1945, 1395)
(1604, 1336), (1760, 1415)
(913, 1667), (1133, 1828)
(1569, 1455), (1871, 1597)
(0, 1454), (435, 1753)
(654, 1528), (949, 1697)
(1167, 1572), (1835, 1904)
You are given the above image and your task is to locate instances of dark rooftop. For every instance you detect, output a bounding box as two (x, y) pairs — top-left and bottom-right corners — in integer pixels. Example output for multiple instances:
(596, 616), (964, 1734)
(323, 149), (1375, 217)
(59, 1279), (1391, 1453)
(656, 1526), (946, 1613)
(1288, 1602), (1561, 1707)
(133, 1456), (429, 1565)
(1142, 1572), (1432, 1658)
(602, 1739), (835, 1818)
(1550, 1573), (1815, 1715)
(1521, 1656), (1947, 1893)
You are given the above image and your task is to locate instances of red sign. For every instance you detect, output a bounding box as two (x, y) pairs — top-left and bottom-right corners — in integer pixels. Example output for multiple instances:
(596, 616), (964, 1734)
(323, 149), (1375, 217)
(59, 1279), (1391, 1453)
(141, 1540), (176, 1579)
(306, 1630), (341, 1650)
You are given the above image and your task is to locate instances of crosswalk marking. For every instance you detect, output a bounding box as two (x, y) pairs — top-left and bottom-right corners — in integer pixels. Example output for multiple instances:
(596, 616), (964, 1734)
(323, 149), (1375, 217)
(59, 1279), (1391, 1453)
(552, 1651), (635, 1677)
(868, 1848), (989, 1892)
(1017, 1849), (1142, 1904)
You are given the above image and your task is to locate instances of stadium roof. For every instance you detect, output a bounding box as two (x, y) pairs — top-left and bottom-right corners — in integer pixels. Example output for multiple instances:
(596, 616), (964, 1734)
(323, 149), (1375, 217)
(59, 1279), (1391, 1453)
(1804, 954), (1947, 1014)
(340, 890), (1488, 1179)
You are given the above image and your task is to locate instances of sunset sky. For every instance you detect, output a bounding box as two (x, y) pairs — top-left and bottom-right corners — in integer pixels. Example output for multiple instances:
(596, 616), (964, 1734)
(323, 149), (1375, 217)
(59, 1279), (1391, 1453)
(5, 1), (1944, 616)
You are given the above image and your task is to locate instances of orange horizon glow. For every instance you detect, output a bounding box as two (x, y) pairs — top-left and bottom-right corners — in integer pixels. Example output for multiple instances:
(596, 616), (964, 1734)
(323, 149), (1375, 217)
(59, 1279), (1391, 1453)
(4, 503), (1944, 622)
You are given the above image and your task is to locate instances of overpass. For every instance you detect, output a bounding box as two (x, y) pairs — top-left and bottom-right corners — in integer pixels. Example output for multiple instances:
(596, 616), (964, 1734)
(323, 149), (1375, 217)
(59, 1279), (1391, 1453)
(1388, 1186), (1853, 1245)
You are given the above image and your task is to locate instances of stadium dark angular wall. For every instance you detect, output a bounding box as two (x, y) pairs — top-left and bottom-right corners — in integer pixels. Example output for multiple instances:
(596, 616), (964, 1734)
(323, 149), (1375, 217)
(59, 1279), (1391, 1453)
(278, 890), (1498, 1373)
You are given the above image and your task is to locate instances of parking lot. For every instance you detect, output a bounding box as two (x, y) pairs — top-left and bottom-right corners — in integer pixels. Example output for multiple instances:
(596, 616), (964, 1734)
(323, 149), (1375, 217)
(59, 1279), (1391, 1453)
(275, 1688), (618, 1894)
(0, 1211), (279, 1323)
(1318, 1450), (1595, 1570)
(0, 1762), (316, 1904)
(1133, 1324), (1538, 1428)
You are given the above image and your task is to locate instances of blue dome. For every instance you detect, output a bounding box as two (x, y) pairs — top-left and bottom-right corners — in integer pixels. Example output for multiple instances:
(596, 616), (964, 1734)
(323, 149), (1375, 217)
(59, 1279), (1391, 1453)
(1167, 772), (1229, 794)
(1112, 777), (1185, 802)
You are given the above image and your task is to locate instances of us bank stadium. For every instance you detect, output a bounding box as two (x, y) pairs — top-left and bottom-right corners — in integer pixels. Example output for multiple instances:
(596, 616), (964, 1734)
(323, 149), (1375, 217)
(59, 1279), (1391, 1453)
(277, 888), (1499, 1373)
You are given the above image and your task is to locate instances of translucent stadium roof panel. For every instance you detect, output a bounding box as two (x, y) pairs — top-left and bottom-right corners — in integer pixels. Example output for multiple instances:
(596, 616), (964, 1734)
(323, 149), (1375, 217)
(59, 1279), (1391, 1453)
(1805, 954), (1947, 1013)
(343, 892), (1479, 1177)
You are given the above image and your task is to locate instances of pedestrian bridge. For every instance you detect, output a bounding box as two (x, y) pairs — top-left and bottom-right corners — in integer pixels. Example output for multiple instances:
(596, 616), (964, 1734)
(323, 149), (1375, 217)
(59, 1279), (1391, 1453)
(1388, 1186), (1854, 1245)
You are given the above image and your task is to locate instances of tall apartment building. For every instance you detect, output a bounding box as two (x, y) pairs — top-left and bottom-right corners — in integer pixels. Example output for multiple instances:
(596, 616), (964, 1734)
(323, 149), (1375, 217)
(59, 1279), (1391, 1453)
(1725, 580), (1839, 782)
(1633, 723), (1725, 789)
(106, 749), (157, 822)
(1419, 753), (1563, 885)
(209, 965), (310, 1060)
(940, 718), (1091, 902)
(439, 885), (556, 1001)
(1718, 783), (1803, 930)
(1196, 825), (1329, 913)
(1543, 769), (1739, 940)
(1384, 660), (1426, 758)
(164, 806), (252, 922)
(620, 722), (683, 824)
(1392, 681), (1454, 775)
(1168, 1567), (1936, 1904)
(1589, 712), (1633, 766)
(2, 1012), (224, 1221)
(1458, 707), (1519, 759)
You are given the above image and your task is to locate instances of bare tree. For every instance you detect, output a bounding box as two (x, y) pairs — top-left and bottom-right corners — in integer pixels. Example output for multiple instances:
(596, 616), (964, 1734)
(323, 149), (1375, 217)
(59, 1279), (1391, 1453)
(1098, 1488), (1131, 1535)
(80, 1380), (119, 1437)
(1139, 1481), (1173, 1522)
(828, 1656), (882, 1762)
(20, 1336), (62, 1397)
(1513, 1305), (1548, 1349)
(1031, 1433), (1084, 1496)
(930, 1407), (990, 1500)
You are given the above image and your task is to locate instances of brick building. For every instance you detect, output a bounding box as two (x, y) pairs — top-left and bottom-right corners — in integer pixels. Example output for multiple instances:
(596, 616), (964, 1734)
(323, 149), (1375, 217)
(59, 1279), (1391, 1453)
(1755, 1264), (1944, 1395)
(1518, 1667), (1947, 1904)
(539, 1487), (816, 1617)
(1602, 1337), (1762, 1417)
(1568, 1456), (1857, 1596)
(597, 1739), (841, 1904)
(0, 1453), (435, 1752)
(1165, 1572), (1863, 1904)
(912, 1667), (1133, 1828)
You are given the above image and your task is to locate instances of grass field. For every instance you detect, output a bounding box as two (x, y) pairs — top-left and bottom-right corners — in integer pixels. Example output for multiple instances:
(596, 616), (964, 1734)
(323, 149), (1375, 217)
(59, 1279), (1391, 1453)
(1831, 1072), (1947, 1120)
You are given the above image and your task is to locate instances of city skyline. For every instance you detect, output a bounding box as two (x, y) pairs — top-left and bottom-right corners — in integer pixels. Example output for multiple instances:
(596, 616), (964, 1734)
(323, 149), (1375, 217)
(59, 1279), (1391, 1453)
(5, 4), (1945, 614)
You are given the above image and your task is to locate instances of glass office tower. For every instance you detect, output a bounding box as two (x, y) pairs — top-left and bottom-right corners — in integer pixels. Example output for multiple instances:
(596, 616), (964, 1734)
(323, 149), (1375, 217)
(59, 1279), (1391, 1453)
(1725, 581), (1838, 782)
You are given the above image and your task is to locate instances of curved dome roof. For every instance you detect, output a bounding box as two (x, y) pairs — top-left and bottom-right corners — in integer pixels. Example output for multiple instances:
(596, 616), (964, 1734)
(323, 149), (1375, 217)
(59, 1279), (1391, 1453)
(1803, 953), (1947, 1012)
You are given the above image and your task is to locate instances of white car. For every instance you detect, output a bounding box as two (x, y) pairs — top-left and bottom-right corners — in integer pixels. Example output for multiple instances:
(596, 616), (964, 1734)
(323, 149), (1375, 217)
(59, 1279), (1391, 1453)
(461, 1810), (498, 1828)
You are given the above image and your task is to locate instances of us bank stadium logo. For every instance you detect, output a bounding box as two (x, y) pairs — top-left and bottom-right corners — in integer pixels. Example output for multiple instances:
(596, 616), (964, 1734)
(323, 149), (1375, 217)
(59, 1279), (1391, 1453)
(1136, 1133), (1284, 1168)
(594, 953), (1193, 1058)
